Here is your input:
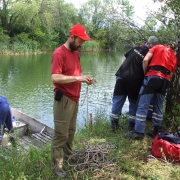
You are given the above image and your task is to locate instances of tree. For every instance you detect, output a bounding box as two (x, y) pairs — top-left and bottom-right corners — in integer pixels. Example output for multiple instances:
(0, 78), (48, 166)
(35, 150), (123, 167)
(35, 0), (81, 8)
(153, 0), (180, 129)
(78, 0), (135, 50)
(47, 0), (78, 45)
(0, 0), (79, 48)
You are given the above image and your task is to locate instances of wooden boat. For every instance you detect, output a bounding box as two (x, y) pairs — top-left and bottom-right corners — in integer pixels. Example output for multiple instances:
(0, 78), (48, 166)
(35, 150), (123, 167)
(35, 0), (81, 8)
(1, 108), (54, 151)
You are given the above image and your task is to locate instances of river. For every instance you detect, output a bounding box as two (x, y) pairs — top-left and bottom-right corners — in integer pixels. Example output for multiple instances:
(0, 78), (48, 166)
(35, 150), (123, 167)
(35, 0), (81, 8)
(0, 51), (129, 130)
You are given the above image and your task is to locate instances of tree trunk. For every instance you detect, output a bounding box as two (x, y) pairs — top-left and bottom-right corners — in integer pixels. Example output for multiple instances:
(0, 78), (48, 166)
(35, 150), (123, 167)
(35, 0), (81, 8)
(165, 31), (180, 129)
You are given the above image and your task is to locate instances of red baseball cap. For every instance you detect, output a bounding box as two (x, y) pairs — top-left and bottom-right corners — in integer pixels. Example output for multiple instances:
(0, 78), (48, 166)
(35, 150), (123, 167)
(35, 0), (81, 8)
(70, 24), (91, 41)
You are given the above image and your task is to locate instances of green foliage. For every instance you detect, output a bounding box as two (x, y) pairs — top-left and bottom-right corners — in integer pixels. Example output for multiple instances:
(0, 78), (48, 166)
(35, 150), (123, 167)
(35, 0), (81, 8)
(11, 42), (28, 53)
(0, 0), (179, 52)
(0, 144), (55, 180)
(171, 104), (180, 127)
(0, 27), (10, 53)
(164, 103), (180, 131)
(0, 32), (41, 54)
(30, 28), (46, 42)
(93, 29), (108, 49)
(0, 113), (179, 179)
(78, 0), (135, 49)
(0, 43), (9, 54)
(48, 0), (79, 44)
(0, 27), (10, 43)
(141, 0), (179, 44)
(81, 40), (100, 51)
(11, 33), (40, 53)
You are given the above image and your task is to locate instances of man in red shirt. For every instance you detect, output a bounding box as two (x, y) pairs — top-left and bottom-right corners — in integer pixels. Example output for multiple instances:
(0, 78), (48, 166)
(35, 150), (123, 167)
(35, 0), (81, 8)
(125, 41), (178, 139)
(51, 24), (96, 178)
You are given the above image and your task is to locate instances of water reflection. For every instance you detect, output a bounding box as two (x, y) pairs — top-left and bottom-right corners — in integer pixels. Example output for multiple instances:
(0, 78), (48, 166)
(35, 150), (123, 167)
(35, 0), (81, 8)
(0, 51), (129, 130)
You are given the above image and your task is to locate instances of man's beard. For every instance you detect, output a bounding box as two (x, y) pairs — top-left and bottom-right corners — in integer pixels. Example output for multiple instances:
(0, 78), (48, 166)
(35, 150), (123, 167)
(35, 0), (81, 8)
(69, 41), (81, 51)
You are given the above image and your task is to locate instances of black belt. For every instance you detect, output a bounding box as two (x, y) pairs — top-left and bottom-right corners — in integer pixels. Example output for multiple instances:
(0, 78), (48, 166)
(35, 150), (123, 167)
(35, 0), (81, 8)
(149, 66), (170, 75)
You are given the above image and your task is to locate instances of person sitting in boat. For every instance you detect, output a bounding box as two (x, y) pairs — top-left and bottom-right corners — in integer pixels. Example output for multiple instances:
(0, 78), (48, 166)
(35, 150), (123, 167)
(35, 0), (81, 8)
(0, 96), (15, 145)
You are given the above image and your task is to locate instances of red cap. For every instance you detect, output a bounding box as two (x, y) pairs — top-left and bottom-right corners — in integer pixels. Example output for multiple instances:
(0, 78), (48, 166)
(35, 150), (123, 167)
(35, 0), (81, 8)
(70, 24), (91, 41)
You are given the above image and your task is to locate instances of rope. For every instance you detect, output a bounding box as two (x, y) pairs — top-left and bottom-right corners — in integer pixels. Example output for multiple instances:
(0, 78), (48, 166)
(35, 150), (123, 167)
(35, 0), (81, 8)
(80, 85), (89, 106)
(67, 143), (120, 173)
(147, 154), (179, 166)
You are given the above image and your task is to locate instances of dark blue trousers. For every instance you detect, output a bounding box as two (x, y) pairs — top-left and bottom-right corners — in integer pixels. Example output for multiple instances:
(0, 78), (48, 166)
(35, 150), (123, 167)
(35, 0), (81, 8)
(135, 76), (169, 133)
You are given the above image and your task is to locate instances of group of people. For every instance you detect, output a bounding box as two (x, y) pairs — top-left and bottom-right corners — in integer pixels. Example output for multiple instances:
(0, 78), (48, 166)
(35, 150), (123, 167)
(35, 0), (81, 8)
(125, 40), (177, 139)
(50, 24), (178, 178)
(110, 36), (178, 140)
(110, 36), (158, 131)
(0, 23), (177, 178)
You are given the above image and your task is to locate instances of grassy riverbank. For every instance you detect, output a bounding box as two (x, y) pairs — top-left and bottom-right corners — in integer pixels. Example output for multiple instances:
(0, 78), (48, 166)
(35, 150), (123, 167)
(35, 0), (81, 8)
(0, 40), (117, 55)
(0, 116), (179, 180)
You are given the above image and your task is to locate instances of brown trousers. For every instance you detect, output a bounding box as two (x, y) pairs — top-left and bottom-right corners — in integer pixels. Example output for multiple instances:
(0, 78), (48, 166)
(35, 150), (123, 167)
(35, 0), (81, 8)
(51, 95), (78, 171)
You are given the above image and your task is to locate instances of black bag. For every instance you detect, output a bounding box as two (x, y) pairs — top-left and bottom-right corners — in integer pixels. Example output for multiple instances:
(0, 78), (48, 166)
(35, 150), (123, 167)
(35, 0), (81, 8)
(54, 90), (63, 101)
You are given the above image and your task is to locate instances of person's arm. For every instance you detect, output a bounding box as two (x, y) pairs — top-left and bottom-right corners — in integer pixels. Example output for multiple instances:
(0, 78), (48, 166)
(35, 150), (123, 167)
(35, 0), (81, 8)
(51, 74), (96, 85)
(142, 52), (153, 74)
(170, 72), (174, 77)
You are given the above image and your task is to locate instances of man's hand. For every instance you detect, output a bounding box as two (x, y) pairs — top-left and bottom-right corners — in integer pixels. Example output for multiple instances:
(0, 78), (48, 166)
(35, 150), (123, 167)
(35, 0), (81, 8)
(77, 75), (97, 85)
(88, 78), (97, 85)
(77, 75), (91, 84)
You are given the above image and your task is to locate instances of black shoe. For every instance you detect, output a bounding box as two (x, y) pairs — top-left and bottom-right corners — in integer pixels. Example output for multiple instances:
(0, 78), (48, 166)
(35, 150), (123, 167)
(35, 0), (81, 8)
(125, 131), (144, 139)
(147, 126), (164, 138)
(111, 124), (123, 130)
(111, 120), (123, 130)
(10, 137), (16, 147)
(147, 130), (155, 138)
(127, 123), (135, 131)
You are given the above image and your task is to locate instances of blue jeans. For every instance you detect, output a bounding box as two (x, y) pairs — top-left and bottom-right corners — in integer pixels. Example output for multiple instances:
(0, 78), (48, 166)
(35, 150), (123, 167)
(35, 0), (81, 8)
(110, 77), (137, 124)
(0, 97), (14, 141)
(135, 76), (169, 133)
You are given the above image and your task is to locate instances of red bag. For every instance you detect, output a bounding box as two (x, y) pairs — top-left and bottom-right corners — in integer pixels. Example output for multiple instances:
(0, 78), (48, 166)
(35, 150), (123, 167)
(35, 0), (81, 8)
(151, 131), (180, 162)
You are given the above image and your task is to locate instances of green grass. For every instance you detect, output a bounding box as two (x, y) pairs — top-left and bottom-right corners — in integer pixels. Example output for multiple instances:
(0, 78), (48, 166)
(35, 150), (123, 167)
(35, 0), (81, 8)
(0, 115), (179, 180)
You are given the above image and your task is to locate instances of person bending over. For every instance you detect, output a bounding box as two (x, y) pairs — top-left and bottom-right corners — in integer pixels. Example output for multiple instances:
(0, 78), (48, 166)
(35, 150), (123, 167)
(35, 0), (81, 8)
(125, 41), (178, 139)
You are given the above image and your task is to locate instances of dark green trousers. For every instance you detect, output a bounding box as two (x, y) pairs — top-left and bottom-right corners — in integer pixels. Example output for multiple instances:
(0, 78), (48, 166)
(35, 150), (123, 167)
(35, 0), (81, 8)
(51, 95), (78, 171)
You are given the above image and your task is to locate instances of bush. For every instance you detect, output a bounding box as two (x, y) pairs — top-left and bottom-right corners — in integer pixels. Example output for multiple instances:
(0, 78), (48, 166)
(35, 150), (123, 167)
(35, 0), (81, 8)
(81, 40), (100, 51)
(12, 33), (40, 52)
(0, 27), (10, 43)
(0, 43), (10, 54)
